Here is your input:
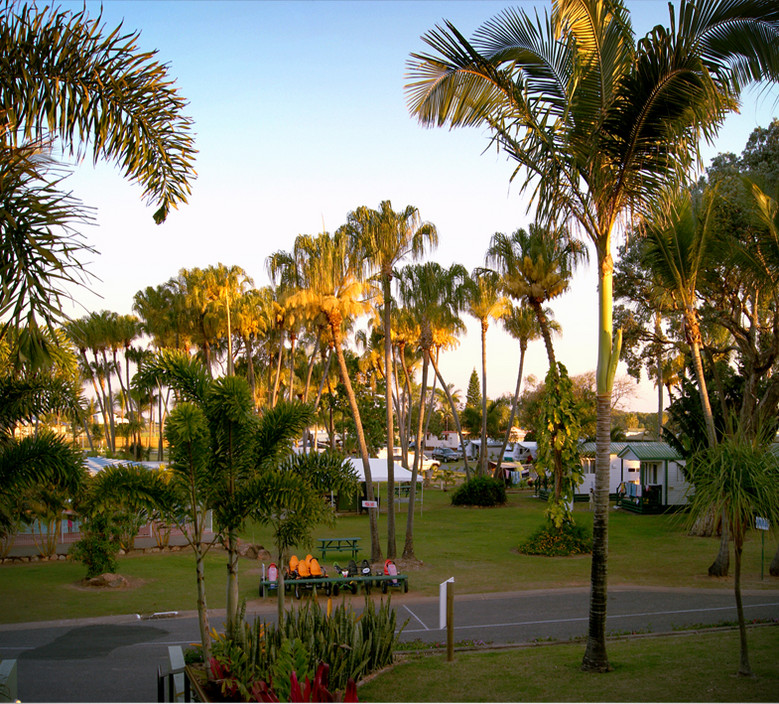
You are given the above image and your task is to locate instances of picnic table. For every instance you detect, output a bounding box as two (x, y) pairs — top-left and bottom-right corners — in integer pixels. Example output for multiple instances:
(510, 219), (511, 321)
(317, 537), (360, 560)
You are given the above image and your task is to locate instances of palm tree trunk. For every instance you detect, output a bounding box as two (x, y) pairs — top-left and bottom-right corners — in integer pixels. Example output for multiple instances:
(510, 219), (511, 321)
(195, 547), (211, 663)
(582, 393), (613, 672)
(383, 278), (397, 559)
(582, 251), (615, 674)
(271, 331), (285, 407)
(429, 353), (471, 480)
(287, 333), (297, 401)
(102, 350), (117, 452)
(302, 337), (320, 403)
(331, 334), (382, 563)
(495, 343), (526, 479)
(403, 348), (429, 560)
(225, 529), (240, 635)
(313, 348), (332, 412)
(685, 314), (729, 577)
(479, 321), (489, 476)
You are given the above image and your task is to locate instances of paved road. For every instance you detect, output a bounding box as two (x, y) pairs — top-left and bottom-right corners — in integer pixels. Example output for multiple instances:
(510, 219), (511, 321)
(1, 587), (777, 702)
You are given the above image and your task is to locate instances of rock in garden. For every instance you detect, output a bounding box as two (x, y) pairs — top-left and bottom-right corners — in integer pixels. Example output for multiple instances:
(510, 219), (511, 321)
(86, 573), (128, 588)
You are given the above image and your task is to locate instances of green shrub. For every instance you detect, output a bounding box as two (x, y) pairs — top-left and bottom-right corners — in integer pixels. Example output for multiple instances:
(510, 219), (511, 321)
(517, 522), (592, 556)
(451, 476), (506, 507)
(69, 513), (120, 577)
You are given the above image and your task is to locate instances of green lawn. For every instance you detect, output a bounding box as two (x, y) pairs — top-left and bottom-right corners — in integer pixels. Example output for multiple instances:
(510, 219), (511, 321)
(357, 627), (779, 702)
(0, 487), (776, 624)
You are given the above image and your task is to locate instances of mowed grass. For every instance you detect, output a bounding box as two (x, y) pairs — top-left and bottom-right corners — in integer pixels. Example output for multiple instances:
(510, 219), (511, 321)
(0, 487), (776, 624)
(357, 627), (779, 702)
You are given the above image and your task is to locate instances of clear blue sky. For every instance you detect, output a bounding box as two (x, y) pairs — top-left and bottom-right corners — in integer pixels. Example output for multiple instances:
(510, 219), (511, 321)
(57, 0), (777, 413)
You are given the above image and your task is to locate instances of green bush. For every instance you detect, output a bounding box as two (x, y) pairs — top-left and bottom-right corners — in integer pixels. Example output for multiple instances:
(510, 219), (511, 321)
(451, 476), (506, 507)
(69, 513), (120, 577)
(517, 522), (592, 556)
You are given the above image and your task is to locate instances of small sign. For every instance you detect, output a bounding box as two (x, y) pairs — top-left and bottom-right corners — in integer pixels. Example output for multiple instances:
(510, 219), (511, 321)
(756, 516), (770, 531)
(361, 500), (378, 509)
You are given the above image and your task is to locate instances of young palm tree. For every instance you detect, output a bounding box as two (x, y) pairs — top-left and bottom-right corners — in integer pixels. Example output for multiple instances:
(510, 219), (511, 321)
(686, 432), (779, 676)
(464, 269), (509, 475)
(346, 200), (438, 559)
(136, 349), (315, 633)
(406, 0), (779, 670)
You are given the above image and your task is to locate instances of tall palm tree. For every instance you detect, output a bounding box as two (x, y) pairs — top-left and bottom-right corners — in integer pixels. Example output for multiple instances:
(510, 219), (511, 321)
(397, 262), (469, 557)
(495, 302), (546, 476)
(201, 264), (253, 377)
(346, 200), (438, 558)
(285, 230), (383, 562)
(487, 225), (585, 369)
(464, 269), (509, 475)
(406, 0), (779, 670)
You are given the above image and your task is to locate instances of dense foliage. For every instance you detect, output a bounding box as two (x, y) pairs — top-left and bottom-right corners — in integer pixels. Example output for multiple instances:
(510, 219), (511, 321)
(517, 523), (592, 557)
(451, 476), (506, 507)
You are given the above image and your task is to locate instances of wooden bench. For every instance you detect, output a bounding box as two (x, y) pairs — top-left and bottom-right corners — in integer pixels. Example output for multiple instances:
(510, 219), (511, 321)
(258, 573), (408, 598)
(317, 537), (360, 560)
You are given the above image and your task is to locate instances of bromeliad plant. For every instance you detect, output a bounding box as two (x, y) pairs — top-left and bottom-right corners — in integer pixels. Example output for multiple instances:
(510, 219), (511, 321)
(210, 597), (402, 699)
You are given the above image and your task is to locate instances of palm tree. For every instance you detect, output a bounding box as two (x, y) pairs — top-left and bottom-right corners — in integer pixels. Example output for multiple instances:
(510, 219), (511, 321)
(642, 189), (734, 575)
(285, 230), (383, 562)
(487, 226), (585, 369)
(495, 302), (546, 476)
(397, 262), (469, 557)
(0, 3), (195, 356)
(202, 264), (253, 377)
(346, 200), (438, 558)
(686, 431), (779, 676)
(137, 349), (317, 633)
(406, 0), (779, 671)
(464, 269), (509, 475)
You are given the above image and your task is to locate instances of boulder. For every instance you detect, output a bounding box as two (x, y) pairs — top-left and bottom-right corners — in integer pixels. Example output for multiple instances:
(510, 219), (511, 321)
(86, 573), (128, 588)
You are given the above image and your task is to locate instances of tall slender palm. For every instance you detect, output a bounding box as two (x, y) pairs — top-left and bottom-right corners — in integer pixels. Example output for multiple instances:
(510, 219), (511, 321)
(346, 200), (438, 558)
(464, 269), (509, 475)
(397, 262), (468, 558)
(285, 230), (383, 562)
(201, 264), (253, 377)
(642, 188), (733, 574)
(232, 288), (270, 406)
(496, 303), (546, 475)
(487, 226), (585, 369)
(406, 0), (779, 670)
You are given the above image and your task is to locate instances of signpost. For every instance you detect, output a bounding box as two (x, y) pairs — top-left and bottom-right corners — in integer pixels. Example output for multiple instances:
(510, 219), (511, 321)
(439, 577), (455, 661)
(756, 517), (770, 580)
(361, 500), (378, 509)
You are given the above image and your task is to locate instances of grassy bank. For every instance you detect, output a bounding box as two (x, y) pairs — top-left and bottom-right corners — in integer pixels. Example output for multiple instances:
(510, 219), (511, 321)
(358, 626), (779, 701)
(0, 487), (776, 624)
